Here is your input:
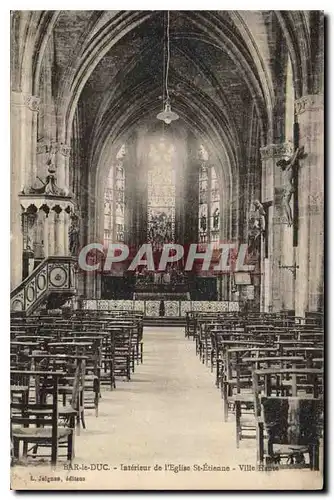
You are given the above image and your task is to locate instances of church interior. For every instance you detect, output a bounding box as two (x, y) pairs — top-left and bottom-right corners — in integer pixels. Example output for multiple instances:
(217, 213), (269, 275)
(10, 10), (324, 489)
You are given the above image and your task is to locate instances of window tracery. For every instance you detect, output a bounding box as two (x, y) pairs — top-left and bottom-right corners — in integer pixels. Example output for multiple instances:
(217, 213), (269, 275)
(198, 145), (220, 244)
(147, 137), (176, 252)
(103, 145), (126, 245)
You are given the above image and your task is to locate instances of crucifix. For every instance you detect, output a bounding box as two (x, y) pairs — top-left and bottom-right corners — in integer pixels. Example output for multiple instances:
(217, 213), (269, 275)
(276, 127), (306, 246)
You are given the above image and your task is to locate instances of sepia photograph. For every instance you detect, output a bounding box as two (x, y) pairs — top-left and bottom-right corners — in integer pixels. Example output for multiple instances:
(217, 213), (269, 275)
(9, 7), (324, 491)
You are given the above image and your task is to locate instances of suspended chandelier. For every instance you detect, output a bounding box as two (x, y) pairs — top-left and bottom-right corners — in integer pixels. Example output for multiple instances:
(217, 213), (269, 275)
(157, 11), (179, 125)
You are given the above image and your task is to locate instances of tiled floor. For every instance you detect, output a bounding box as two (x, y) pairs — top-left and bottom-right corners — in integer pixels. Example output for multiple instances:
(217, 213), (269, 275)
(11, 327), (323, 490)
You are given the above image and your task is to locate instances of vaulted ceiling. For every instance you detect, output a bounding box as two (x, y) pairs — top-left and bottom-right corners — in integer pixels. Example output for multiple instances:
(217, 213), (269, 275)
(12, 10), (322, 178)
(42, 10), (279, 166)
(75, 10), (265, 165)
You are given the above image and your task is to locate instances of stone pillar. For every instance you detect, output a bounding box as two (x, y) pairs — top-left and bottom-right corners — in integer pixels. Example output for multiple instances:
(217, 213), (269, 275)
(21, 94), (40, 191)
(295, 95), (324, 315)
(43, 211), (49, 259)
(281, 223), (295, 311)
(54, 208), (65, 256)
(55, 143), (71, 195)
(261, 208), (273, 312)
(260, 142), (294, 312)
(64, 210), (70, 256)
(95, 273), (102, 299)
(48, 209), (55, 256)
(10, 92), (39, 288)
(30, 101), (39, 186)
(34, 210), (45, 260)
(85, 272), (97, 299)
(260, 145), (274, 312)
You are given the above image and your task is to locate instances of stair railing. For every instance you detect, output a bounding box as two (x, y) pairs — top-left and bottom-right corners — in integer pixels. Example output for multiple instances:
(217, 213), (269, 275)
(10, 256), (77, 315)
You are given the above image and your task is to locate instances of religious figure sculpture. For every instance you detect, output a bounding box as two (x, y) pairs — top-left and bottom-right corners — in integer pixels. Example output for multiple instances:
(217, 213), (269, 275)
(116, 144), (126, 160)
(248, 199), (266, 255)
(200, 213), (207, 232)
(212, 207), (220, 230)
(46, 142), (57, 169)
(276, 146), (305, 226)
(69, 214), (80, 257)
(198, 144), (209, 162)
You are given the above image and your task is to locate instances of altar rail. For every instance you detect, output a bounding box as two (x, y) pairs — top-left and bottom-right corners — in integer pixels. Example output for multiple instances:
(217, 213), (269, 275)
(79, 300), (239, 317)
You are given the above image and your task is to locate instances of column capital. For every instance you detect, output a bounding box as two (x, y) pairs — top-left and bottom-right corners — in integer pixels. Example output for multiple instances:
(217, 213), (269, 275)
(11, 92), (40, 112)
(59, 143), (71, 157)
(295, 94), (323, 115)
(260, 142), (294, 161)
(37, 139), (71, 156)
(24, 95), (40, 112)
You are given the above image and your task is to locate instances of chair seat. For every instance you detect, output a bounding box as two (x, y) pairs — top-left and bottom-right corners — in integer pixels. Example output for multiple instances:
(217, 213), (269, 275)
(28, 406), (77, 416)
(224, 378), (252, 387)
(268, 444), (310, 454)
(229, 393), (254, 402)
(59, 386), (83, 394)
(10, 385), (29, 393)
(12, 427), (72, 440)
(59, 406), (78, 416)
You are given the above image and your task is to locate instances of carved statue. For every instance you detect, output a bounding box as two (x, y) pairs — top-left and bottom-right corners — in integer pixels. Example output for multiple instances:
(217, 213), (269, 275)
(200, 213), (207, 232)
(276, 146), (305, 226)
(22, 212), (37, 253)
(69, 214), (80, 257)
(212, 208), (220, 230)
(116, 144), (126, 160)
(46, 143), (58, 171)
(198, 144), (209, 162)
(248, 199), (266, 255)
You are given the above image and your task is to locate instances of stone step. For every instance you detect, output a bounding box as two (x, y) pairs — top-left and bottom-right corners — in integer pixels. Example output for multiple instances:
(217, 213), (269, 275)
(143, 316), (186, 327)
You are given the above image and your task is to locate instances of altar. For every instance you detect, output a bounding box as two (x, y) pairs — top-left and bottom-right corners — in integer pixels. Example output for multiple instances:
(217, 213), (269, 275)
(134, 273), (189, 301)
(134, 270), (186, 288)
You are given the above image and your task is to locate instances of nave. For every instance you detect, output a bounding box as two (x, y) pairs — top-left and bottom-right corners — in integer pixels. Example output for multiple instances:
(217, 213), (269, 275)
(10, 9), (324, 491)
(11, 321), (323, 490)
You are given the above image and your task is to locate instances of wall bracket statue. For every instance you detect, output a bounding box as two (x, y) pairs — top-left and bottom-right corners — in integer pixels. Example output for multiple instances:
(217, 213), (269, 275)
(248, 199), (266, 256)
(68, 213), (80, 257)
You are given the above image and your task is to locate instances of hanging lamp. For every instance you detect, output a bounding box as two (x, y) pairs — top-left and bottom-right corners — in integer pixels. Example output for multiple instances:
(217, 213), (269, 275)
(157, 11), (179, 125)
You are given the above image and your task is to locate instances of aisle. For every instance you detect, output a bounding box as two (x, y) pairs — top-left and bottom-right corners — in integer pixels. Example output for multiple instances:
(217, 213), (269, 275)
(77, 326), (249, 465)
(69, 327), (322, 489)
(12, 327), (322, 490)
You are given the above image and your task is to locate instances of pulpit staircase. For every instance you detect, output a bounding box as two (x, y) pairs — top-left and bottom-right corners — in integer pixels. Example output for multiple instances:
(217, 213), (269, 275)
(10, 256), (77, 316)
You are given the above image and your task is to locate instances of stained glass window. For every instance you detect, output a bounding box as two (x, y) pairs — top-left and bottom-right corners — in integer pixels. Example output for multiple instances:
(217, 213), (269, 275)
(147, 137), (176, 252)
(198, 145), (220, 244)
(103, 145), (126, 246)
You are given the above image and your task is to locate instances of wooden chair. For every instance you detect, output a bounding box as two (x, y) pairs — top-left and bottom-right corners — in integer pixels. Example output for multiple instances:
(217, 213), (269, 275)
(11, 370), (74, 466)
(253, 368), (323, 469)
(30, 352), (86, 432)
(220, 340), (267, 422)
(48, 341), (101, 418)
(108, 327), (132, 381)
(260, 396), (323, 469)
(233, 355), (305, 448)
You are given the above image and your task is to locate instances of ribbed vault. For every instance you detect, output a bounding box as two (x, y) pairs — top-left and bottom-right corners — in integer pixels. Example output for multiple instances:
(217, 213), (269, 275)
(11, 9), (323, 246)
